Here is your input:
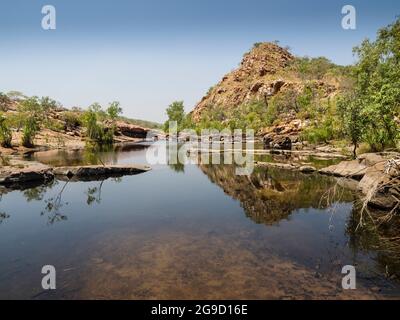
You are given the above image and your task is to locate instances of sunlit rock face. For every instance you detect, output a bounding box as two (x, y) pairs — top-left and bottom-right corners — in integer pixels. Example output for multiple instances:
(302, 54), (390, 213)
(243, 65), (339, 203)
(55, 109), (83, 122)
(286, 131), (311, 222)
(191, 42), (340, 128)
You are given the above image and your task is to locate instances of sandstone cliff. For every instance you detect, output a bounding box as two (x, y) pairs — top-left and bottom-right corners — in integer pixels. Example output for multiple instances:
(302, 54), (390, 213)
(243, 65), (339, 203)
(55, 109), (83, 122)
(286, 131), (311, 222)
(191, 42), (348, 141)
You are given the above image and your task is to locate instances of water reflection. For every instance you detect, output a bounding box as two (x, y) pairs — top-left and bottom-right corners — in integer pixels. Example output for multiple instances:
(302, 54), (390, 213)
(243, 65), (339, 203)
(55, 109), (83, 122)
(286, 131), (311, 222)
(25, 143), (151, 167)
(1, 143), (400, 299)
(346, 205), (400, 281)
(37, 178), (122, 224)
(199, 164), (353, 225)
(0, 212), (10, 224)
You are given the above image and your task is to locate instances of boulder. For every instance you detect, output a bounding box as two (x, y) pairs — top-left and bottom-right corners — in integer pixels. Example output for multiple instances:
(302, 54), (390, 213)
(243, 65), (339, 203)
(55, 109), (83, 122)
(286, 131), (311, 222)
(358, 153), (387, 167)
(111, 121), (149, 139)
(299, 165), (316, 174)
(358, 162), (399, 210)
(357, 162), (387, 195)
(318, 160), (367, 179)
(319, 153), (400, 211)
(264, 135), (292, 150)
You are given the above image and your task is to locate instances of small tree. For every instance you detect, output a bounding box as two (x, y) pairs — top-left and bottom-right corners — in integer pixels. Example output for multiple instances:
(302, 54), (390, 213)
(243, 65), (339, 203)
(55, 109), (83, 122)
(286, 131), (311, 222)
(0, 93), (11, 111)
(40, 96), (59, 111)
(106, 101), (123, 120)
(6, 91), (26, 101)
(18, 97), (43, 148)
(0, 114), (12, 147)
(21, 117), (39, 148)
(337, 94), (365, 158)
(352, 18), (400, 150)
(163, 101), (186, 133)
(82, 103), (114, 145)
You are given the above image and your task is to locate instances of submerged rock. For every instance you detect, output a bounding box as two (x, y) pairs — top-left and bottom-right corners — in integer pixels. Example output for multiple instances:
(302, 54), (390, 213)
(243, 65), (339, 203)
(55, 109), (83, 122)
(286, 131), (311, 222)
(0, 161), (151, 187)
(0, 163), (54, 186)
(53, 165), (151, 180)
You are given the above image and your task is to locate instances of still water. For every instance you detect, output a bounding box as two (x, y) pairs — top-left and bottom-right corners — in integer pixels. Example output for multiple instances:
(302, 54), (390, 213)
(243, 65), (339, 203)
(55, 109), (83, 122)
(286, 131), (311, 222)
(1, 142), (399, 299)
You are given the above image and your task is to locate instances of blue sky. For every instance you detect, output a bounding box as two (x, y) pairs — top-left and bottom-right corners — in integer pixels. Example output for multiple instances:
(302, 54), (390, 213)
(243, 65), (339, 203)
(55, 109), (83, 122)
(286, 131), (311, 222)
(0, 0), (399, 122)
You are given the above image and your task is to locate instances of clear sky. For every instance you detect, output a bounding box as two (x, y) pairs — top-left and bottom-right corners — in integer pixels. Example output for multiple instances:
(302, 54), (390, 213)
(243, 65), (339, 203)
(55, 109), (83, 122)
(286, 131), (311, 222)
(0, 0), (399, 122)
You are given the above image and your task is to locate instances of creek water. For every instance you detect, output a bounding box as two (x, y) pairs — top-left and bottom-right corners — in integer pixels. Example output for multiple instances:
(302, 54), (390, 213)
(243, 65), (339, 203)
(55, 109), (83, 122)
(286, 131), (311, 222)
(0, 142), (399, 299)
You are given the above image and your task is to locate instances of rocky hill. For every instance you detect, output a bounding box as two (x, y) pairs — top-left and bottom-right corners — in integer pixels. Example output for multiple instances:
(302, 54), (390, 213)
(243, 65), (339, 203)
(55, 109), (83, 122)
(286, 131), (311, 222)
(191, 42), (350, 144)
(192, 43), (294, 120)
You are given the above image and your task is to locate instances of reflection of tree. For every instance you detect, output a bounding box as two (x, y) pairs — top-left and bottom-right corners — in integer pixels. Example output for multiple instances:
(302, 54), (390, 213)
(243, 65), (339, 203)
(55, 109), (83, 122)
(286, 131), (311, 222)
(85, 180), (104, 205)
(41, 181), (69, 225)
(85, 177), (122, 205)
(169, 162), (185, 173)
(346, 205), (400, 280)
(199, 164), (353, 225)
(29, 143), (151, 167)
(40, 175), (123, 223)
(83, 145), (114, 165)
(0, 180), (57, 226)
(23, 180), (58, 202)
(0, 212), (10, 224)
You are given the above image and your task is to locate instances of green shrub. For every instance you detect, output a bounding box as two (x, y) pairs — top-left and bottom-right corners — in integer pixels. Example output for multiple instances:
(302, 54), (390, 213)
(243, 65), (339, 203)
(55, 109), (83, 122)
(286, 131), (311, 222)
(301, 114), (337, 145)
(0, 93), (11, 111)
(62, 111), (82, 130)
(301, 126), (331, 144)
(106, 101), (122, 120)
(82, 108), (114, 145)
(0, 115), (12, 147)
(43, 118), (64, 132)
(6, 113), (25, 131)
(21, 118), (38, 147)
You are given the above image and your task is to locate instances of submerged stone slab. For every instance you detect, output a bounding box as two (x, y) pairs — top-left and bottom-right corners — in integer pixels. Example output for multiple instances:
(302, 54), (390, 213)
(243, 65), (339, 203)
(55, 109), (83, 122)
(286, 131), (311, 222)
(0, 162), (151, 186)
(318, 160), (368, 180)
(0, 164), (54, 186)
(53, 165), (151, 180)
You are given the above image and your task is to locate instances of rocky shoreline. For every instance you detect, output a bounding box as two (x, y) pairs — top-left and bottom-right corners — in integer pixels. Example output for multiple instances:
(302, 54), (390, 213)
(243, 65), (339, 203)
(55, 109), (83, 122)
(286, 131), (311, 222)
(1, 143), (399, 212)
(0, 158), (151, 188)
(257, 151), (400, 211)
(318, 153), (400, 211)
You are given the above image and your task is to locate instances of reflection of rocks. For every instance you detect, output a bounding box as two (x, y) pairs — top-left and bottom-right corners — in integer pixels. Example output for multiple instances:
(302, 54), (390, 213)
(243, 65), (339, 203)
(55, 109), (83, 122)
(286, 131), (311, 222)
(199, 164), (352, 225)
(27, 143), (151, 167)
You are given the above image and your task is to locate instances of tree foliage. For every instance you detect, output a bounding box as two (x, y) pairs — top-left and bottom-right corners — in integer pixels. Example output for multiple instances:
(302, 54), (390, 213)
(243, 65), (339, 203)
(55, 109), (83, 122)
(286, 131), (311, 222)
(339, 18), (400, 153)
(0, 114), (12, 147)
(163, 101), (187, 132)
